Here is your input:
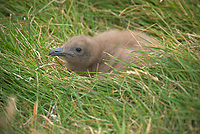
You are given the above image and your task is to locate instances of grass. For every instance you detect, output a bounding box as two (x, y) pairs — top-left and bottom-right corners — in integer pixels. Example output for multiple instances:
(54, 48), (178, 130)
(0, 0), (199, 133)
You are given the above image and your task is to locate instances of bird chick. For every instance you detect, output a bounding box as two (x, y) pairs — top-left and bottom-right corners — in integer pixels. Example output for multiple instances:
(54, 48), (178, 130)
(49, 30), (159, 75)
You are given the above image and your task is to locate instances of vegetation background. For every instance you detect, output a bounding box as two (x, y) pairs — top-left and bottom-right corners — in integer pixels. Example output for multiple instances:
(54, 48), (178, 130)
(0, 0), (199, 133)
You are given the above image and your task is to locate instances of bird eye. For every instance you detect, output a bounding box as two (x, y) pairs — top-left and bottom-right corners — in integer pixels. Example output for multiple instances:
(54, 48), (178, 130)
(76, 48), (82, 52)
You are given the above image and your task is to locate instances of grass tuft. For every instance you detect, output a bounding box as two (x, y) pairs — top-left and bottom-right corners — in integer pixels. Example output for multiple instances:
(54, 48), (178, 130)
(0, 0), (199, 133)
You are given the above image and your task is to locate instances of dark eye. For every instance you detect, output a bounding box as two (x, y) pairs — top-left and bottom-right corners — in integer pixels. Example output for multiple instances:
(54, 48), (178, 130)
(76, 48), (82, 52)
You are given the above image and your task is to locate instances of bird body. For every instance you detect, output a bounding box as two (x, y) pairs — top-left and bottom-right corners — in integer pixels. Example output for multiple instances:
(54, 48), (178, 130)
(49, 30), (159, 75)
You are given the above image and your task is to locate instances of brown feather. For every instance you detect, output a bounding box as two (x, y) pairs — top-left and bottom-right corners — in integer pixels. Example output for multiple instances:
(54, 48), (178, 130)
(49, 30), (160, 75)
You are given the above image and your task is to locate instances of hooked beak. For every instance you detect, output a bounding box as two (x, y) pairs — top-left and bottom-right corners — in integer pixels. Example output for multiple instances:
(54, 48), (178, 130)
(49, 47), (74, 57)
(49, 47), (65, 56)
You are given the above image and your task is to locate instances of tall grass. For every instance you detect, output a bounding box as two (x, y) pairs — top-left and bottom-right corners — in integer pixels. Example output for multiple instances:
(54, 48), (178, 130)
(0, 0), (199, 133)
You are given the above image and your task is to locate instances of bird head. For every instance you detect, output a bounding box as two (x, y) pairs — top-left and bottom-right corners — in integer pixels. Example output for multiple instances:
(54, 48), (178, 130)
(49, 35), (101, 71)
